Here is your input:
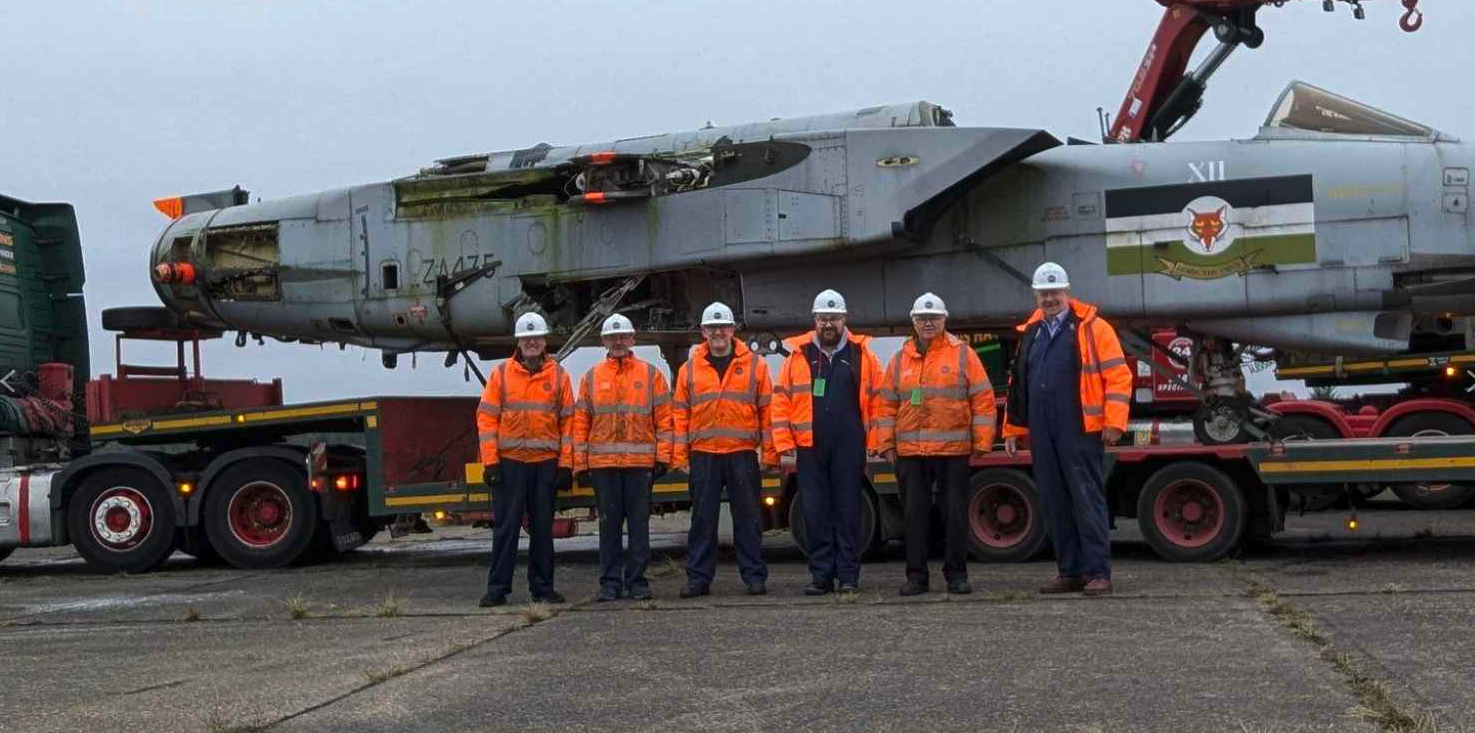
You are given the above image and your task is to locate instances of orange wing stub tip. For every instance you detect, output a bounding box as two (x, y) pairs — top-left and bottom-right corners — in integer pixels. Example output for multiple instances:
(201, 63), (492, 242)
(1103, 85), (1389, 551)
(153, 196), (184, 219)
(154, 262), (197, 285)
(590, 152), (617, 165)
(581, 192), (609, 204)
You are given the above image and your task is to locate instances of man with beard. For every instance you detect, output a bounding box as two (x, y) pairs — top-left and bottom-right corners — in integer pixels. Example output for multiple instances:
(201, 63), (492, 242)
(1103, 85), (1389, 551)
(773, 290), (883, 594)
(476, 311), (575, 607)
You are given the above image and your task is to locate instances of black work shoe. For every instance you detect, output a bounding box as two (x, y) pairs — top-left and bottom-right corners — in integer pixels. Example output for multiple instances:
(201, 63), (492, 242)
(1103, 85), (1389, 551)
(947, 580), (973, 595)
(478, 593), (507, 608)
(746, 581), (768, 596)
(804, 580), (833, 596)
(596, 587), (619, 603)
(629, 586), (654, 601)
(837, 582), (858, 594)
(899, 580), (929, 597)
(679, 584), (710, 599)
(533, 590), (566, 604)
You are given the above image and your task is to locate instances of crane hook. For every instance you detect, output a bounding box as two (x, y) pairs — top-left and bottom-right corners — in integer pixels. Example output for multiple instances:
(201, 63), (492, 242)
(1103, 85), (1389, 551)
(1400, 0), (1423, 32)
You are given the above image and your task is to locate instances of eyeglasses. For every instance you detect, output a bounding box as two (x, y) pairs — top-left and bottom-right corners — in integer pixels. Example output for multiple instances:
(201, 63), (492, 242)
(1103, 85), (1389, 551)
(815, 316), (845, 325)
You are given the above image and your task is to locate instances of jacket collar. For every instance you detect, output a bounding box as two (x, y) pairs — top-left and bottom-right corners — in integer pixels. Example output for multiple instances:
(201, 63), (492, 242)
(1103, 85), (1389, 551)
(1016, 299), (1098, 333)
(783, 329), (871, 353)
(690, 338), (750, 364)
(510, 353), (555, 376)
(902, 331), (962, 358)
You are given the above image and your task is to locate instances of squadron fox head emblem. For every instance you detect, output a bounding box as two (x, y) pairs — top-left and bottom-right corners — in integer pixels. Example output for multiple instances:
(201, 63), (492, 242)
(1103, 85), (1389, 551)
(1186, 206), (1228, 252)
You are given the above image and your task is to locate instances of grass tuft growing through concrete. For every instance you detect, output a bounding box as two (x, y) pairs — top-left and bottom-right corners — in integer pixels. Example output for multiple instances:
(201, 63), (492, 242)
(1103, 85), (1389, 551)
(1246, 580), (1446, 733)
(520, 602), (555, 623)
(285, 595), (311, 620)
(183, 606), (202, 622)
(374, 595), (403, 618)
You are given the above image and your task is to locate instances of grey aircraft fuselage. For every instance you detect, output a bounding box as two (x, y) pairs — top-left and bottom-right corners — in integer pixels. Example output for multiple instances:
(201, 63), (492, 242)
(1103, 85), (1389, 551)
(149, 87), (1474, 360)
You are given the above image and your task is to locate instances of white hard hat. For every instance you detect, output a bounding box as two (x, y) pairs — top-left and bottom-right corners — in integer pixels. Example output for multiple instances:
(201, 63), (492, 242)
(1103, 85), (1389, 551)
(909, 292), (948, 317)
(1032, 262), (1070, 290)
(812, 289), (847, 315)
(514, 311), (550, 338)
(600, 313), (635, 336)
(701, 301), (736, 326)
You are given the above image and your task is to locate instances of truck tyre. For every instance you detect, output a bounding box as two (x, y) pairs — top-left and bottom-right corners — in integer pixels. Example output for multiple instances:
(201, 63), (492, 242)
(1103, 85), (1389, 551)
(1137, 462), (1246, 562)
(1271, 414), (1347, 512)
(966, 468), (1049, 562)
(204, 460), (318, 569)
(788, 484), (882, 561)
(101, 306), (187, 332)
(1384, 413), (1475, 509)
(0, 547), (12, 565)
(67, 468), (178, 573)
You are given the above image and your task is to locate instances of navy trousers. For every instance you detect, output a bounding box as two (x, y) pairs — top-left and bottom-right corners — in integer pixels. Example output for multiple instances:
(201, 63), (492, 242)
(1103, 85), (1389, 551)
(1030, 405), (1112, 580)
(486, 458), (557, 597)
(797, 435), (866, 586)
(591, 467), (653, 594)
(686, 450), (769, 588)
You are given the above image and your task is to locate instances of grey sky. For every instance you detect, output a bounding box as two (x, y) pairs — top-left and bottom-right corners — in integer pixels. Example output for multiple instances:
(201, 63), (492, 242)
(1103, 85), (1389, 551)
(2, 0), (1465, 399)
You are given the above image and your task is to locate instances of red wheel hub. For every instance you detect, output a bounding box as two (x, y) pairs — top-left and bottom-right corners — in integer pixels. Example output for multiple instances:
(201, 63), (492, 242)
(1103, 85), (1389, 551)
(227, 481), (294, 548)
(90, 487), (154, 552)
(969, 483), (1033, 550)
(1153, 479), (1225, 549)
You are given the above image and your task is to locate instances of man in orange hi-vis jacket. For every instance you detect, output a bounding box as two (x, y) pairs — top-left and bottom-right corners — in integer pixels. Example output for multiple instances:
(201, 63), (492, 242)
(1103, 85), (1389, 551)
(476, 312), (574, 608)
(572, 313), (673, 603)
(1003, 262), (1132, 598)
(773, 289), (884, 596)
(672, 301), (776, 598)
(875, 292), (995, 597)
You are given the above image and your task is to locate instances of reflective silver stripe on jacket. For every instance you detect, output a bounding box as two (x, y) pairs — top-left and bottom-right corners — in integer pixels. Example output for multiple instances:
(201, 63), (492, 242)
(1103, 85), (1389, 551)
(478, 401), (500, 416)
(497, 438), (561, 450)
(691, 427), (762, 441)
(896, 430), (970, 442)
(587, 442), (658, 455)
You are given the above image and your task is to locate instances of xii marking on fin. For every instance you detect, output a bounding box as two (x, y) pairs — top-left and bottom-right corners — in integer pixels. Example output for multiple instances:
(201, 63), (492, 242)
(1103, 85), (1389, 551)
(1188, 161), (1227, 182)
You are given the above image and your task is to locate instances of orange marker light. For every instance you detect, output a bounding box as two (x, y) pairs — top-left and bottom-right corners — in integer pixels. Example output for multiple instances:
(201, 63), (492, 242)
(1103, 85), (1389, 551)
(763, 496), (777, 507)
(153, 196), (184, 219)
(1346, 516), (1359, 531)
(433, 511), (447, 521)
(310, 477), (325, 491)
(1446, 366), (1458, 377)
(334, 475), (350, 491)
(178, 482), (194, 495)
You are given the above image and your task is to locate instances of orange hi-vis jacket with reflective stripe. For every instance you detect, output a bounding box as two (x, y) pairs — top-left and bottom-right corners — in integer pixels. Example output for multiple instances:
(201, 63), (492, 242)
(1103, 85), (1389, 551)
(875, 332), (997, 457)
(672, 340), (776, 468)
(571, 354), (674, 472)
(476, 356), (574, 468)
(1001, 299), (1132, 438)
(772, 330), (885, 453)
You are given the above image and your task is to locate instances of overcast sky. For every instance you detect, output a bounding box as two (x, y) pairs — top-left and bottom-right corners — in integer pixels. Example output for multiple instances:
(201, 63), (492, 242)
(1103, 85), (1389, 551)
(2, 0), (1464, 400)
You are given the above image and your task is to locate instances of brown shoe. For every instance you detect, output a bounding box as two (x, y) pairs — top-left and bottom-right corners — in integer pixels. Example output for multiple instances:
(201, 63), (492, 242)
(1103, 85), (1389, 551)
(1038, 576), (1086, 594)
(1083, 578), (1113, 597)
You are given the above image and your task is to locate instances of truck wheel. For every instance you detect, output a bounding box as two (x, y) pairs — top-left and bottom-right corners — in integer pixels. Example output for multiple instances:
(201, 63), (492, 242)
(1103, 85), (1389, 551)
(0, 547), (13, 565)
(1137, 462), (1246, 562)
(67, 468), (178, 573)
(1385, 413), (1475, 509)
(1272, 415), (1347, 512)
(967, 468), (1048, 562)
(204, 460), (318, 569)
(788, 485), (881, 560)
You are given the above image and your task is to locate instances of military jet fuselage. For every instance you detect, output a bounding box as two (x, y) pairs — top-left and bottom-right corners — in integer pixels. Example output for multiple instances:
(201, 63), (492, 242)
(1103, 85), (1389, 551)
(149, 83), (1474, 363)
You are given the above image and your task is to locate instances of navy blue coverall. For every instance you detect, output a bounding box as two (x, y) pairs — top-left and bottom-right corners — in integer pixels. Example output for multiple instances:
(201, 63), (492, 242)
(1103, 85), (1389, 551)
(797, 340), (868, 587)
(1022, 312), (1112, 581)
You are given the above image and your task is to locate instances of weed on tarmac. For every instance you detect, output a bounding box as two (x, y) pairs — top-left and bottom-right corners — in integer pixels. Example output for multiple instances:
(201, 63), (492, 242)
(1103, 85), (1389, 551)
(520, 602), (555, 623)
(183, 606), (202, 622)
(285, 594), (311, 620)
(374, 595), (403, 618)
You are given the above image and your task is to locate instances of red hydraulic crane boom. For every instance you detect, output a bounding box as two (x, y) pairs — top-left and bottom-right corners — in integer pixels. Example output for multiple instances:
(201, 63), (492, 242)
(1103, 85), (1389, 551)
(1108, 0), (1423, 143)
